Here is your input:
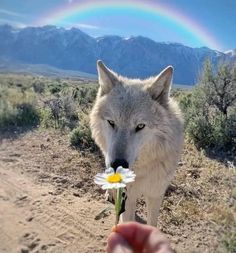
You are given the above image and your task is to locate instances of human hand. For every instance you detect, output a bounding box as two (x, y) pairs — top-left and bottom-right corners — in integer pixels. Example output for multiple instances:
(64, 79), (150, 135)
(106, 222), (174, 253)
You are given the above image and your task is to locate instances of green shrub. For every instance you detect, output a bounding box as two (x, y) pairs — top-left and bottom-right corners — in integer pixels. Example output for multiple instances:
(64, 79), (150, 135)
(69, 112), (97, 151)
(60, 93), (78, 122)
(33, 81), (45, 94)
(222, 231), (236, 253)
(0, 100), (17, 129)
(15, 103), (40, 126)
(180, 61), (236, 153)
(0, 101), (39, 130)
(41, 92), (79, 129)
(186, 115), (213, 148)
(73, 85), (98, 106)
(39, 107), (55, 128)
(0, 79), (41, 130)
(86, 86), (98, 103)
(48, 82), (62, 94)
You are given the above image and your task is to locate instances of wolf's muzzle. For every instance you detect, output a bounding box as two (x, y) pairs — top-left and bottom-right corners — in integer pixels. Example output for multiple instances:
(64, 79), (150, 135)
(110, 159), (129, 171)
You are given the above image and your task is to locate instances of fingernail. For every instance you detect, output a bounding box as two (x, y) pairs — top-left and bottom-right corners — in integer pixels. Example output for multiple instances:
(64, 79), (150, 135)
(112, 225), (117, 232)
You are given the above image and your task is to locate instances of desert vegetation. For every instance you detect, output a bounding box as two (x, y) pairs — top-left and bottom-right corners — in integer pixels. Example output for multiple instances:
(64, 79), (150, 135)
(0, 74), (98, 147)
(176, 61), (236, 161)
(0, 61), (235, 252)
(2, 61), (235, 158)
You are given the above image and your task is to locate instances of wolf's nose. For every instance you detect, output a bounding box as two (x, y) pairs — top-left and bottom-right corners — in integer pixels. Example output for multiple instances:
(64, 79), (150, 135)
(111, 159), (129, 171)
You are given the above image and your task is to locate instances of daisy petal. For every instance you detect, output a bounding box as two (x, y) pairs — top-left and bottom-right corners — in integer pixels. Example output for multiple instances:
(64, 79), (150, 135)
(105, 167), (114, 174)
(114, 183), (126, 188)
(123, 178), (135, 183)
(102, 183), (114, 190)
(116, 167), (130, 174)
(94, 176), (107, 181)
(94, 178), (107, 185)
(124, 173), (136, 179)
(119, 183), (126, 188)
(95, 173), (107, 179)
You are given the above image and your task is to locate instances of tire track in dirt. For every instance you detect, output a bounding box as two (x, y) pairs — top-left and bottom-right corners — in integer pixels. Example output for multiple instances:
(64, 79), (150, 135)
(0, 165), (113, 253)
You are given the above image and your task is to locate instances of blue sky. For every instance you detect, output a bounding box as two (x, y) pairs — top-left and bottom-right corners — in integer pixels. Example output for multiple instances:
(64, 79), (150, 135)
(0, 0), (235, 51)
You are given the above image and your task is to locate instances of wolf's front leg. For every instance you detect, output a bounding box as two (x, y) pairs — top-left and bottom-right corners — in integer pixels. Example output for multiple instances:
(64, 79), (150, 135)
(120, 185), (137, 223)
(120, 195), (136, 223)
(146, 197), (163, 227)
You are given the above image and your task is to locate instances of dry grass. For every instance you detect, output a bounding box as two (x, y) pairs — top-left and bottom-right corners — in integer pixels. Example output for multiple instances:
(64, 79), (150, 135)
(158, 140), (236, 252)
(1, 130), (235, 252)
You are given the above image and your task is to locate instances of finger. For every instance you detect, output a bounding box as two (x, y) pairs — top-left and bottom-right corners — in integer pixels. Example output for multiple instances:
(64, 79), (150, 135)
(114, 222), (170, 252)
(106, 232), (133, 253)
(114, 222), (156, 251)
(145, 229), (171, 252)
(153, 244), (176, 253)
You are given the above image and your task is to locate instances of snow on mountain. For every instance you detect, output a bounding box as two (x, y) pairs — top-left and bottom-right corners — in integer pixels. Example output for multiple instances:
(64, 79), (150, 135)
(224, 49), (236, 57)
(0, 25), (235, 85)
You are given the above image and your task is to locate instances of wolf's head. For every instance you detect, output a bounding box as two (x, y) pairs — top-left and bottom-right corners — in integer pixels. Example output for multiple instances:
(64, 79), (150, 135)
(90, 60), (182, 170)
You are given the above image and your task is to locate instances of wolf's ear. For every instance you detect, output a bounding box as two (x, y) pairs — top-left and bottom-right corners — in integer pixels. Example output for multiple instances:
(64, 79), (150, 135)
(97, 60), (118, 95)
(146, 66), (173, 105)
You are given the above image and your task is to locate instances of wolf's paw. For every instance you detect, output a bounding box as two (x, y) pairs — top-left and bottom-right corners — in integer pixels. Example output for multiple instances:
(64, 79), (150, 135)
(105, 190), (115, 204)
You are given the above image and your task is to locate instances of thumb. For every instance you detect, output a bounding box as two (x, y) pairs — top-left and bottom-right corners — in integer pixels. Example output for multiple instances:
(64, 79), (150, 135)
(107, 232), (133, 253)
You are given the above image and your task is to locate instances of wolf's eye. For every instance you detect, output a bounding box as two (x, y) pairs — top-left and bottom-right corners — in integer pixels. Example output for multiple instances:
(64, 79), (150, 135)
(135, 123), (145, 132)
(107, 120), (115, 128)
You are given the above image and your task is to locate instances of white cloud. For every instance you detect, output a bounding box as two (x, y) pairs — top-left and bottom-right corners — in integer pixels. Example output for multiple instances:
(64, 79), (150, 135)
(76, 23), (100, 29)
(0, 18), (27, 28)
(60, 21), (100, 30)
(0, 9), (25, 18)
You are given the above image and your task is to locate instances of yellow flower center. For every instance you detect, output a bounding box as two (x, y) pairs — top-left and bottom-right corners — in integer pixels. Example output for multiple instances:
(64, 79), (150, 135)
(107, 173), (122, 183)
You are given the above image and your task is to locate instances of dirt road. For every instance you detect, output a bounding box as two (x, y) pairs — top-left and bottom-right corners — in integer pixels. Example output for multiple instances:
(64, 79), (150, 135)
(0, 151), (114, 253)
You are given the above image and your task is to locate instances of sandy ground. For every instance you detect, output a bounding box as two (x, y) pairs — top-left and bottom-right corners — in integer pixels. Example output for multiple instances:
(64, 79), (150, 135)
(0, 130), (115, 253)
(0, 153), (115, 253)
(0, 129), (235, 253)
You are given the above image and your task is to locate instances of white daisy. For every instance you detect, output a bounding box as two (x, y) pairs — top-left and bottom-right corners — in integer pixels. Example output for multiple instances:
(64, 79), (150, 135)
(94, 166), (136, 190)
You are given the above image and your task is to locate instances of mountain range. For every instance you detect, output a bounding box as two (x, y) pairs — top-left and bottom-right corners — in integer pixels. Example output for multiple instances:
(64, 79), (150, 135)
(0, 24), (235, 85)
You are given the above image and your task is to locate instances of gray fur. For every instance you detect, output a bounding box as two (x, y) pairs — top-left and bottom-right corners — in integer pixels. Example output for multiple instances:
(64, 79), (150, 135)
(90, 60), (183, 226)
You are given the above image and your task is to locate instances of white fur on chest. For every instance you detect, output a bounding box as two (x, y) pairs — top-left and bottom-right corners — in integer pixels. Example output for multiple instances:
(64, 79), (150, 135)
(130, 161), (174, 199)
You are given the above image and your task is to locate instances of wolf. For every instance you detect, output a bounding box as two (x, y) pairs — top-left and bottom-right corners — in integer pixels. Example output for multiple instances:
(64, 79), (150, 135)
(90, 60), (183, 226)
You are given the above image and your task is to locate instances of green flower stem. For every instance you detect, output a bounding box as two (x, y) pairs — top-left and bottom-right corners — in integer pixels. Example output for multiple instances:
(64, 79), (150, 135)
(115, 187), (123, 225)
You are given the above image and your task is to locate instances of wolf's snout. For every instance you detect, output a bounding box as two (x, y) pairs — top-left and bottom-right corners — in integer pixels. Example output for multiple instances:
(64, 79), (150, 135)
(111, 159), (129, 171)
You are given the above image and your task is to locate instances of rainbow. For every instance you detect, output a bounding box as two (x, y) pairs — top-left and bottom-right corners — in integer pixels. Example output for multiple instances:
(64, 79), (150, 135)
(35, 0), (221, 50)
